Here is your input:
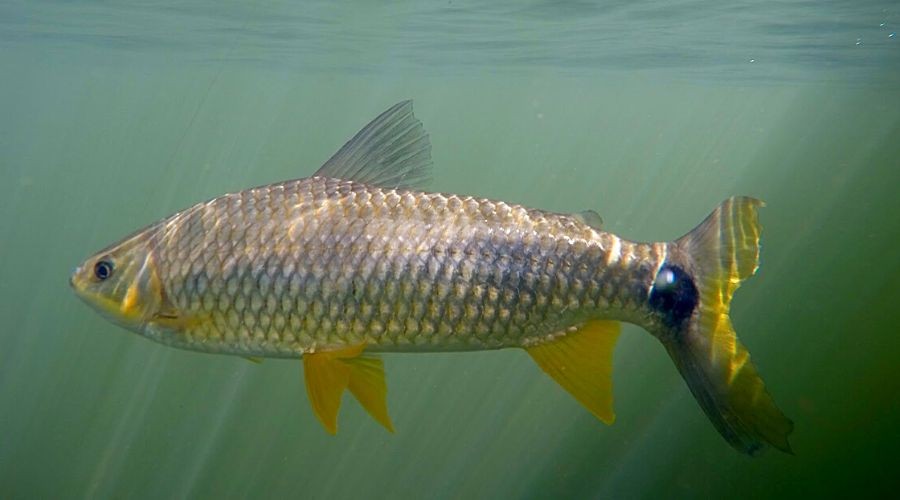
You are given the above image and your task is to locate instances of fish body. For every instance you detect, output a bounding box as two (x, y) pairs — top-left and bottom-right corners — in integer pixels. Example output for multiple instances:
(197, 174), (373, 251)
(143, 176), (662, 356)
(71, 101), (793, 455)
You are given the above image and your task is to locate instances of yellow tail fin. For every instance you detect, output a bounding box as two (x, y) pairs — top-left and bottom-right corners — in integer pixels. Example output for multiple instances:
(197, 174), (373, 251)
(667, 197), (793, 455)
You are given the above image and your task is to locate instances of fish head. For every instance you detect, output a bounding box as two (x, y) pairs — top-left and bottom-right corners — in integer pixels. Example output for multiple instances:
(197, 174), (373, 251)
(70, 227), (164, 334)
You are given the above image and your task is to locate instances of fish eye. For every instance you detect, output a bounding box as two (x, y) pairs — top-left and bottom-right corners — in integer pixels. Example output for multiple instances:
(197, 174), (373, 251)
(94, 260), (114, 281)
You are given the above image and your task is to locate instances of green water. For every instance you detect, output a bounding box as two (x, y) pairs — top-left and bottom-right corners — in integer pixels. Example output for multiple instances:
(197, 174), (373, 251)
(2, 1), (899, 498)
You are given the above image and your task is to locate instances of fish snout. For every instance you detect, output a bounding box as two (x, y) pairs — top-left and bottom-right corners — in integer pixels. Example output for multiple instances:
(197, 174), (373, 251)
(70, 264), (88, 290)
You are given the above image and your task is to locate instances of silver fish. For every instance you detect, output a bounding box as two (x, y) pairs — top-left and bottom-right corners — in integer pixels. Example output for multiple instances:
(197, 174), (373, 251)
(71, 101), (792, 454)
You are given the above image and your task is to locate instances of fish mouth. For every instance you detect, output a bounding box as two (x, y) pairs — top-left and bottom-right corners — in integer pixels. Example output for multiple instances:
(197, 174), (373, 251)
(69, 264), (90, 295)
(69, 276), (130, 327)
(69, 264), (105, 313)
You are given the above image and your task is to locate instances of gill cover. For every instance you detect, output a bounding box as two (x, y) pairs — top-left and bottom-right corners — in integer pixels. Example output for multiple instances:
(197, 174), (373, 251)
(70, 228), (165, 333)
(665, 197), (793, 455)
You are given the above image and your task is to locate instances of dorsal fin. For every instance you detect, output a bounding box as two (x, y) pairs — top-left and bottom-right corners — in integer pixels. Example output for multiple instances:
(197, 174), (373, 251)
(573, 210), (603, 230)
(314, 100), (432, 189)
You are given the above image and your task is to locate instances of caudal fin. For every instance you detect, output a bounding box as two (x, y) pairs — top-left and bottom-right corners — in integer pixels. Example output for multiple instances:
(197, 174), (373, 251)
(667, 197), (793, 455)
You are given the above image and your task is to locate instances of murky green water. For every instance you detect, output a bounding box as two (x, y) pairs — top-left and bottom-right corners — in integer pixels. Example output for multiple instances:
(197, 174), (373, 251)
(2, 1), (899, 498)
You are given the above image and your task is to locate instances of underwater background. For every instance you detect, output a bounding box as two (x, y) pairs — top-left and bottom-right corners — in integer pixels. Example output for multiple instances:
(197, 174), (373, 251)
(1, 1), (899, 498)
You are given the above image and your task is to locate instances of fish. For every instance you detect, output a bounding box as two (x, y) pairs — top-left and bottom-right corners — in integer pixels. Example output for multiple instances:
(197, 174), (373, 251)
(70, 100), (793, 455)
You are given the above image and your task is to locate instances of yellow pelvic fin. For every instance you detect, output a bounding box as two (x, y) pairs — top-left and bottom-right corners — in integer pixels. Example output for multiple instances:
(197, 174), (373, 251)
(345, 357), (394, 433)
(526, 320), (621, 424)
(302, 344), (394, 434)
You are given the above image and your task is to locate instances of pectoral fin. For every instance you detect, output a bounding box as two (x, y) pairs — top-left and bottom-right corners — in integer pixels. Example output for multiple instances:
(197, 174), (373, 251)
(526, 320), (621, 424)
(152, 311), (209, 331)
(302, 344), (393, 434)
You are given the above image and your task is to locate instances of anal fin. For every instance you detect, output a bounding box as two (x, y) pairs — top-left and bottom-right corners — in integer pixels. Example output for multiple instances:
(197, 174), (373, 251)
(526, 320), (621, 424)
(302, 344), (394, 434)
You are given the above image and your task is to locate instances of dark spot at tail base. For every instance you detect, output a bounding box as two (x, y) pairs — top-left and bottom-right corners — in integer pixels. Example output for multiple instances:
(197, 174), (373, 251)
(649, 264), (699, 329)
